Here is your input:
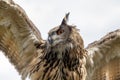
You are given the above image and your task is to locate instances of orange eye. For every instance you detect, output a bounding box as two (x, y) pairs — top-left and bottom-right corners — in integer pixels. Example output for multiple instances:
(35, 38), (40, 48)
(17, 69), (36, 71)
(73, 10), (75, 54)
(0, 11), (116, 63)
(56, 29), (64, 35)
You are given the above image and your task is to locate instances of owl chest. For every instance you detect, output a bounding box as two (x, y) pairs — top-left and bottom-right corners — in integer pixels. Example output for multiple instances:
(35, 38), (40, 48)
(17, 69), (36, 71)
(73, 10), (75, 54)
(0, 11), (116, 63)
(39, 51), (82, 80)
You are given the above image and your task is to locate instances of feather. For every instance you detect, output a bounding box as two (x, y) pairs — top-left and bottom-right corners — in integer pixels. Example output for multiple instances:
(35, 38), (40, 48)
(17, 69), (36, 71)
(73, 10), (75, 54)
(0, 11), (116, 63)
(0, 0), (45, 79)
(86, 29), (120, 80)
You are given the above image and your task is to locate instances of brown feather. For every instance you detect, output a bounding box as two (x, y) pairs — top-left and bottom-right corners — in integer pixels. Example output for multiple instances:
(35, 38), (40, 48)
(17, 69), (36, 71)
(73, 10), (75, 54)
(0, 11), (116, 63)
(0, 0), (45, 79)
(86, 29), (120, 80)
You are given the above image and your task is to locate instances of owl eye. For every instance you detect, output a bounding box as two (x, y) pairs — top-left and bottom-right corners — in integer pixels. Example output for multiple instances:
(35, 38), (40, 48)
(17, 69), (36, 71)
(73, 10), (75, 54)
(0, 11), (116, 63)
(56, 29), (64, 35)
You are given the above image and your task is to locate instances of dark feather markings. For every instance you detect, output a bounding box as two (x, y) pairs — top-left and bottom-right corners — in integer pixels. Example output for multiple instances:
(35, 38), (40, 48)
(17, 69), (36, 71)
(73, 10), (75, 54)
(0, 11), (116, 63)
(41, 49), (81, 80)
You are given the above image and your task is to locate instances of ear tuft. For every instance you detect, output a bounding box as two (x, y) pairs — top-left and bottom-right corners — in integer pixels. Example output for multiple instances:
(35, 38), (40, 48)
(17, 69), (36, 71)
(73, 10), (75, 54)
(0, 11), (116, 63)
(61, 12), (70, 25)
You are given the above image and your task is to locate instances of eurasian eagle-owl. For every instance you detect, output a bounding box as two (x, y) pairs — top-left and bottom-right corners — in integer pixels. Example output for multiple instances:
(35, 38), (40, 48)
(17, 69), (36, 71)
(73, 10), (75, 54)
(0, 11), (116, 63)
(0, 0), (120, 80)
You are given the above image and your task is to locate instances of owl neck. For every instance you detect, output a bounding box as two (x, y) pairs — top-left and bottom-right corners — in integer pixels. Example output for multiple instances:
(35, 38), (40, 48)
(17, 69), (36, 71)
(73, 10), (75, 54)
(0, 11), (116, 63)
(44, 48), (80, 69)
(44, 41), (85, 68)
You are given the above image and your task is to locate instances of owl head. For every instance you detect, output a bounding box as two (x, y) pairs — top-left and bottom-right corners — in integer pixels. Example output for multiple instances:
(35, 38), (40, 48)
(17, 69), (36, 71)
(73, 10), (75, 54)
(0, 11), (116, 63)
(48, 13), (84, 50)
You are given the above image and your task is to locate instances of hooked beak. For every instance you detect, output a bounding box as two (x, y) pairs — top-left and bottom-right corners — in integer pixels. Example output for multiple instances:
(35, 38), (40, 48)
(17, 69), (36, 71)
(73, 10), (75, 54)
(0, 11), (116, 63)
(48, 36), (53, 44)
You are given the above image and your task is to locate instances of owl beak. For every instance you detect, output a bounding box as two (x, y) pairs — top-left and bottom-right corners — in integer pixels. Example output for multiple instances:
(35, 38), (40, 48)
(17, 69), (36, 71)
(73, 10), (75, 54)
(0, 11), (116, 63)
(48, 36), (53, 44)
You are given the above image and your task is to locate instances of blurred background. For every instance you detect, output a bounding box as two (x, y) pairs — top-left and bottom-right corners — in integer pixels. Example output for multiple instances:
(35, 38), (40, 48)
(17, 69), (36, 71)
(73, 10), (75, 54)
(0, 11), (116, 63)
(0, 0), (120, 80)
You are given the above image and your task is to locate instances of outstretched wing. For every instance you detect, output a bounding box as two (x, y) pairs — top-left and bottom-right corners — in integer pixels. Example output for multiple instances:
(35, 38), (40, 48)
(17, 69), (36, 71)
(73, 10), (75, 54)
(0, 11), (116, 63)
(0, 0), (45, 79)
(86, 29), (120, 80)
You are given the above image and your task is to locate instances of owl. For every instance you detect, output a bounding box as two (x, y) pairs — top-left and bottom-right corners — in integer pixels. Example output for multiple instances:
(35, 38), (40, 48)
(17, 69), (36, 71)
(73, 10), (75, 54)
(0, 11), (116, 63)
(0, 0), (120, 80)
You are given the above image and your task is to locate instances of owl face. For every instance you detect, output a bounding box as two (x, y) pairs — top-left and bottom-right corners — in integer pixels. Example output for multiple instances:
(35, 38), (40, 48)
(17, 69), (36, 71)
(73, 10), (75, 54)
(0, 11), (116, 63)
(48, 13), (71, 47)
(48, 25), (71, 47)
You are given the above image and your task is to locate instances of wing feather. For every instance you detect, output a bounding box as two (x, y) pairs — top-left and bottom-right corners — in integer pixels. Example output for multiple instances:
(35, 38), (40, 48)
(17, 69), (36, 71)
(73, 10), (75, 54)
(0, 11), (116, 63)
(86, 29), (120, 80)
(0, 0), (45, 79)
